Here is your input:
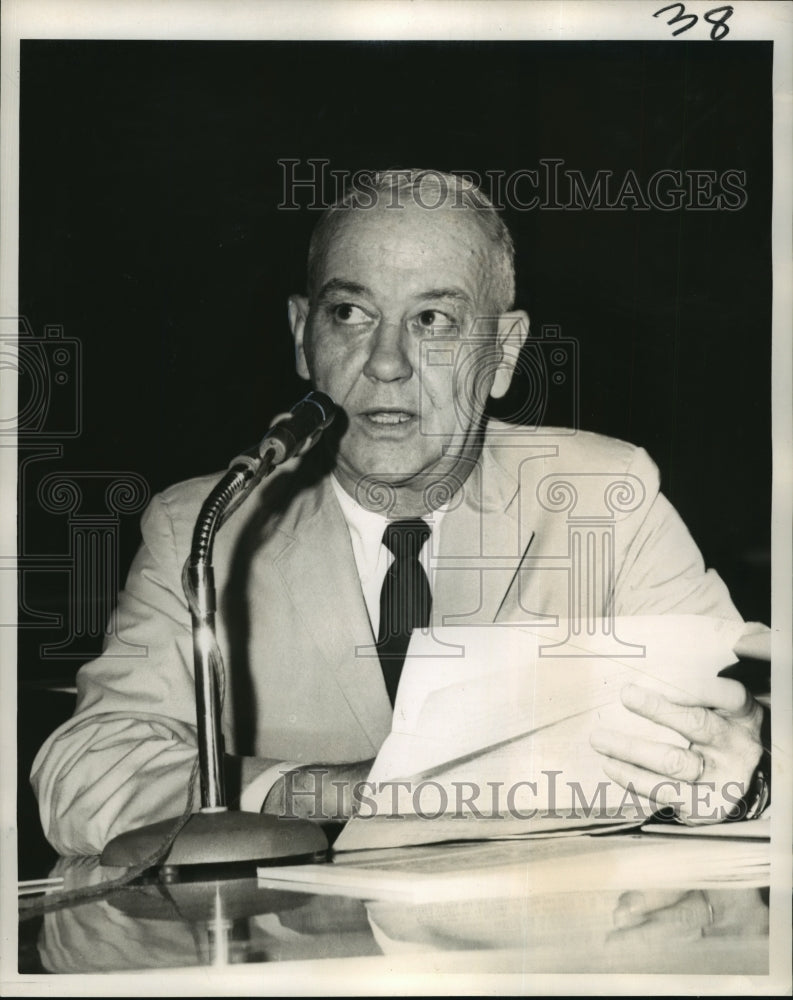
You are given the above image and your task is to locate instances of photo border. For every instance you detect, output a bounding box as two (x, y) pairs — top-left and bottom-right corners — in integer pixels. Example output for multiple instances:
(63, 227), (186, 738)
(1, 2), (790, 995)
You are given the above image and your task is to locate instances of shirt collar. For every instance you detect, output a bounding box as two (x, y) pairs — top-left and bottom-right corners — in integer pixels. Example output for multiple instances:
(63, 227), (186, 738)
(330, 475), (391, 583)
(330, 474), (446, 574)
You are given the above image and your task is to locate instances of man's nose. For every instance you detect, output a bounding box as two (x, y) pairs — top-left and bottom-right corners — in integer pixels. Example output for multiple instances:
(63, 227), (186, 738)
(362, 321), (413, 382)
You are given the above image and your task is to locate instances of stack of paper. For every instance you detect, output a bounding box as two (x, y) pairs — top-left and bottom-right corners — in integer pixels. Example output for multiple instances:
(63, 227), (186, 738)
(258, 830), (770, 903)
(333, 616), (749, 852)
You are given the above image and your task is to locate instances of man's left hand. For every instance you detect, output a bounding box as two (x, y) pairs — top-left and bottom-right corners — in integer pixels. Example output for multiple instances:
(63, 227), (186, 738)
(590, 677), (764, 824)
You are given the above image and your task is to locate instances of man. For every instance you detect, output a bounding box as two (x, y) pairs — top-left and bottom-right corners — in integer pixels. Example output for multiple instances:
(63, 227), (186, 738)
(32, 170), (767, 855)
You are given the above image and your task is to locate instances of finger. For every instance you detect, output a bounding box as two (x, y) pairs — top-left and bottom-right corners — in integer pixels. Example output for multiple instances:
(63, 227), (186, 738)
(613, 890), (690, 929)
(607, 891), (713, 946)
(590, 729), (704, 783)
(632, 676), (756, 716)
(598, 757), (725, 824)
(711, 680), (760, 720)
(597, 756), (688, 811)
(733, 623), (771, 662)
(692, 678), (756, 717)
(620, 684), (727, 746)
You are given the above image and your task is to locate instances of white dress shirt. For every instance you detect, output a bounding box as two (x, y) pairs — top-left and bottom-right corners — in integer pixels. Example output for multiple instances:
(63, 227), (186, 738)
(330, 474), (444, 637)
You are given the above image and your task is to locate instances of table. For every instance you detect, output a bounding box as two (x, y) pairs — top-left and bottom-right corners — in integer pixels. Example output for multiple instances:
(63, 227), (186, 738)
(15, 828), (773, 992)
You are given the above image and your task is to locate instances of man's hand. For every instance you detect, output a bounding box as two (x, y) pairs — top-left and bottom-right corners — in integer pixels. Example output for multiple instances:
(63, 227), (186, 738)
(606, 888), (769, 950)
(263, 760), (375, 822)
(590, 677), (764, 824)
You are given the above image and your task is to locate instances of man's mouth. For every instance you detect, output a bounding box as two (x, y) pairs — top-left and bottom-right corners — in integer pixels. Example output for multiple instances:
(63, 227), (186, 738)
(362, 410), (414, 425)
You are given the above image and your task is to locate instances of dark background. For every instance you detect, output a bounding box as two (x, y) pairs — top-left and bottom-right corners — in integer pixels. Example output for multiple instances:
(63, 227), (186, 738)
(17, 40), (772, 874)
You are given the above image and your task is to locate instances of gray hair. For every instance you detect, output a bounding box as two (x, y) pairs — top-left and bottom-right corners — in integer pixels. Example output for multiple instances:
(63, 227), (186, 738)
(306, 168), (516, 314)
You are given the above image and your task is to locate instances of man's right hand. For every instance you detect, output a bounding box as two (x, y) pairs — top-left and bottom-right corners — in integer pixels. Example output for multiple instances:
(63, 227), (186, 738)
(263, 760), (375, 821)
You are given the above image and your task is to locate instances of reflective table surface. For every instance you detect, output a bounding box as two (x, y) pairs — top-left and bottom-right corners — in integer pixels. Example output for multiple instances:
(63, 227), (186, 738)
(17, 830), (773, 989)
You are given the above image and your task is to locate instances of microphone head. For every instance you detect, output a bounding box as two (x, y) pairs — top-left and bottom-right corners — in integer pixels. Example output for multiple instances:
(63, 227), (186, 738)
(259, 390), (338, 465)
(299, 390), (336, 430)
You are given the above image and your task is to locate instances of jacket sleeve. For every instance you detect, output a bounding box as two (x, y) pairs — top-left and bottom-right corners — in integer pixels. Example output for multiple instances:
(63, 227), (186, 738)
(30, 491), (286, 856)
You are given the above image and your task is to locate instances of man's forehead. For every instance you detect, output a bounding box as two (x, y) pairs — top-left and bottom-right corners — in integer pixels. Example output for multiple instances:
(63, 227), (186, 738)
(317, 202), (491, 270)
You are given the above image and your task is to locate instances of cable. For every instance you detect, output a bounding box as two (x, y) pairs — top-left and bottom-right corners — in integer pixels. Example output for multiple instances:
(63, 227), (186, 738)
(19, 758), (201, 922)
(21, 415), (313, 921)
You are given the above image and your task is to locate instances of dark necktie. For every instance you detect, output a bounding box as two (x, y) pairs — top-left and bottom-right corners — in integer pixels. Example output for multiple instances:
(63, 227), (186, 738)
(376, 519), (432, 706)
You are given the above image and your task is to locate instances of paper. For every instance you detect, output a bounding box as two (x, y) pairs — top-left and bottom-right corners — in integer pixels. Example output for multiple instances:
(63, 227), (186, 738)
(258, 830), (770, 903)
(334, 616), (747, 852)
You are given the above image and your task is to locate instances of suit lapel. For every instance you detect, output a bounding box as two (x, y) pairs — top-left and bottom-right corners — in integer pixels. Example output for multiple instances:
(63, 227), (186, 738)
(433, 446), (532, 625)
(267, 475), (393, 751)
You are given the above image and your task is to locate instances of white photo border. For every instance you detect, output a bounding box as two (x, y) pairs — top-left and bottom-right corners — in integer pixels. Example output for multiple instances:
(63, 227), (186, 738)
(1, 1), (790, 996)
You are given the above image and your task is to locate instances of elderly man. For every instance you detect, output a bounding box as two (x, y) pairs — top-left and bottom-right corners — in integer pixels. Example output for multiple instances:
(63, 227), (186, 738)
(32, 170), (767, 855)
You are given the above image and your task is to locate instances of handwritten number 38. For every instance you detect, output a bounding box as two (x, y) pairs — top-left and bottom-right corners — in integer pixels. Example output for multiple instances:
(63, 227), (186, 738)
(654, 4), (734, 40)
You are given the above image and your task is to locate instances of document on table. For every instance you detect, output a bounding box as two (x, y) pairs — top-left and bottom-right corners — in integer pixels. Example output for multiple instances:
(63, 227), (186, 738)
(257, 830), (770, 903)
(332, 615), (751, 852)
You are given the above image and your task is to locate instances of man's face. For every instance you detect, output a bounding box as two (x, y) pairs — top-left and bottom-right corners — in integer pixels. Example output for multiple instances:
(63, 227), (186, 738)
(289, 201), (518, 509)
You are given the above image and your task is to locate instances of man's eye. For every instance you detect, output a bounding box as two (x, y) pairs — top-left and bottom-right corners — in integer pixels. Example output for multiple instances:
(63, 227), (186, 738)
(331, 303), (370, 325)
(415, 310), (456, 331)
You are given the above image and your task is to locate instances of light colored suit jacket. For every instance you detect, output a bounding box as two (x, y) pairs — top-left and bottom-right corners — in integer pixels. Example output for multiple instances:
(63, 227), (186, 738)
(32, 424), (740, 853)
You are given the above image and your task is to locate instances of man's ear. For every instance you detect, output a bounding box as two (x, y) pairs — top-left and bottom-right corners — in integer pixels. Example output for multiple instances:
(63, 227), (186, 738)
(490, 310), (529, 399)
(287, 296), (311, 380)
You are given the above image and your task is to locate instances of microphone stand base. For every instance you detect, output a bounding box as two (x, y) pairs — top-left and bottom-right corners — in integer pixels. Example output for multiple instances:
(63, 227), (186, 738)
(100, 810), (329, 869)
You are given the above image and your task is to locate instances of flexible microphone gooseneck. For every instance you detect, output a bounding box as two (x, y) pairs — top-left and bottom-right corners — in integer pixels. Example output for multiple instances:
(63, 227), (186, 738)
(100, 391), (337, 871)
(187, 390), (337, 810)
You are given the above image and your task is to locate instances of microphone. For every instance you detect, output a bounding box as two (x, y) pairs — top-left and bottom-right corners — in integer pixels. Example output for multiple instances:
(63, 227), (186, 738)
(101, 389), (337, 870)
(259, 390), (337, 466)
(229, 391), (337, 473)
